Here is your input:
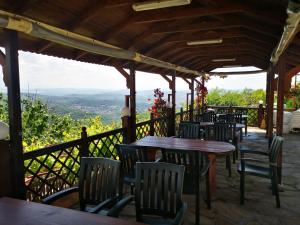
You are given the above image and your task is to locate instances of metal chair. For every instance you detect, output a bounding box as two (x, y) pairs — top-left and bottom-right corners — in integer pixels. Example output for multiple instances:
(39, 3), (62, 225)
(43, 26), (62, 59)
(161, 149), (211, 209)
(237, 136), (284, 207)
(135, 162), (187, 225)
(43, 157), (133, 217)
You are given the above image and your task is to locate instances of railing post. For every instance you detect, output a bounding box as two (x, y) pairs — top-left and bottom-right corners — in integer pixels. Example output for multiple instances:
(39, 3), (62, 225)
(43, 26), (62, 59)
(257, 103), (264, 128)
(122, 116), (131, 144)
(149, 113), (155, 136)
(80, 127), (89, 157)
(180, 107), (183, 122)
(4, 29), (25, 199)
(167, 108), (173, 137)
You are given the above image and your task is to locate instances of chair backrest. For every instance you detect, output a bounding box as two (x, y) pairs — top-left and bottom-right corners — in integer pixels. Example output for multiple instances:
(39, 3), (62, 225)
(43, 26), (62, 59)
(269, 136), (284, 165)
(226, 114), (235, 123)
(218, 114), (227, 122)
(116, 144), (146, 179)
(202, 112), (216, 122)
(234, 113), (242, 123)
(79, 157), (120, 210)
(205, 122), (233, 142)
(135, 162), (185, 220)
(162, 149), (210, 176)
(179, 122), (201, 139)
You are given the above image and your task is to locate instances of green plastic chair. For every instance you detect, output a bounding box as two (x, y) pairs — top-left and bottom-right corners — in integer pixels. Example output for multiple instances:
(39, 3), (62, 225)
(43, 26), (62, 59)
(237, 136), (284, 208)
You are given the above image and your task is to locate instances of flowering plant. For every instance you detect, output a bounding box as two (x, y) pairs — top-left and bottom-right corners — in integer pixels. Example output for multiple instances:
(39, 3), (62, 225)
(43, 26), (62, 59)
(148, 88), (167, 117)
(195, 81), (208, 109)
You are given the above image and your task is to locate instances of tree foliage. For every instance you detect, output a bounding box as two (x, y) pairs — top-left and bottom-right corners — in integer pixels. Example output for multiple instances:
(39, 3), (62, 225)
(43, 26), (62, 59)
(206, 88), (266, 106)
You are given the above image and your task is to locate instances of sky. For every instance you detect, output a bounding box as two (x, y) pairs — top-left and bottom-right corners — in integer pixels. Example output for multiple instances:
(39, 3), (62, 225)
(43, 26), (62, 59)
(0, 50), (267, 92)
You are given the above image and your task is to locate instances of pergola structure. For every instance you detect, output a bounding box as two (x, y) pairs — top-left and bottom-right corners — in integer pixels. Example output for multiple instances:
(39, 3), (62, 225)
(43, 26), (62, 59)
(0, 0), (300, 201)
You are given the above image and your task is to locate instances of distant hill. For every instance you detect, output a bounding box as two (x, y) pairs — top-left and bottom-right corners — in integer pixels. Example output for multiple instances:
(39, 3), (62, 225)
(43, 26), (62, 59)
(23, 89), (189, 124)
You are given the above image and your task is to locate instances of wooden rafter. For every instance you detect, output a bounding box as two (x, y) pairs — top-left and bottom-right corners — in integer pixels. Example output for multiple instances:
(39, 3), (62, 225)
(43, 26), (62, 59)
(160, 74), (172, 89)
(114, 65), (130, 89)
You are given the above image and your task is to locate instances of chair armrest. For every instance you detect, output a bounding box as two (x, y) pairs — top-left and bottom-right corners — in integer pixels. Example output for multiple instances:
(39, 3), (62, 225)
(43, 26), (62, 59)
(173, 202), (188, 225)
(42, 187), (79, 205)
(240, 147), (269, 156)
(241, 158), (268, 164)
(154, 157), (163, 163)
(107, 195), (134, 217)
(87, 198), (115, 214)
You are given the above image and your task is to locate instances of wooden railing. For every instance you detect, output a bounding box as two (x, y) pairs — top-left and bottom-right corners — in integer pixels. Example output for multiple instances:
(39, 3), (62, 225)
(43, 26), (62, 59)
(24, 127), (126, 202)
(23, 114), (176, 202)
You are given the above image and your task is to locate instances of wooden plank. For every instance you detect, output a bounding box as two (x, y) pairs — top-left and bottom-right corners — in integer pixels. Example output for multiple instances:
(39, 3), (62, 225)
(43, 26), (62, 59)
(3, 29), (25, 199)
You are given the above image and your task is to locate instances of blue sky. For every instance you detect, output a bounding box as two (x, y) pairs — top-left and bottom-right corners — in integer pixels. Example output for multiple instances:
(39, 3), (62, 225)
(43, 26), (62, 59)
(0, 51), (266, 92)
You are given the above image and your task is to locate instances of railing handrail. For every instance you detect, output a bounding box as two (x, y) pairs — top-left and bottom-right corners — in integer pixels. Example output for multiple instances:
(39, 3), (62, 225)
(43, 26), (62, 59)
(206, 105), (260, 109)
(86, 127), (126, 142)
(23, 138), (83, 159)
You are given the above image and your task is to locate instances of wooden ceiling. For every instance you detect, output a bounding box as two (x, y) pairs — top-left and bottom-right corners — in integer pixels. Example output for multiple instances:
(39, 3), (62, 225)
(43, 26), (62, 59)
(0, 0), (299, 78)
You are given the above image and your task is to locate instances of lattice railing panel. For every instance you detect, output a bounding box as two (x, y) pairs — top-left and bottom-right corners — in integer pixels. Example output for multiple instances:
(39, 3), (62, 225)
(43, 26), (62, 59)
(154, 117), (168, 137)
(175, 113), (181, 135)
(87, 128), (125, 159)
(136, 121), (151, 140)
(247, 108), (258, 126)
(24, 139), (82, 202)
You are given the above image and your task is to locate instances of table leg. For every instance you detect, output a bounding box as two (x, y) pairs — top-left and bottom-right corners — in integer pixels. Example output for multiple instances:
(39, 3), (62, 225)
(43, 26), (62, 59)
(195, 152), (200, 225)
(208, 154), (217, 194)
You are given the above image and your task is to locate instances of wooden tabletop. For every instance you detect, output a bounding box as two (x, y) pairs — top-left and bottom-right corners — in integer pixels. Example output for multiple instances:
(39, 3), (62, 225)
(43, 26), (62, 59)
(132, 136), (235, 154)
(0, 197), (145, 225)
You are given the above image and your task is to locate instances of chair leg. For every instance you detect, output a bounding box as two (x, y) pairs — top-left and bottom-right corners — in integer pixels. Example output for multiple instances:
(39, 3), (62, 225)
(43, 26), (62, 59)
(273, 170), (280, 208)
(226, 155), (231, 177)
(205, 173), (211, 210)
(130, 184), (134, 195)
(240, 172), (245, 205)
(232, 150), (236, 164)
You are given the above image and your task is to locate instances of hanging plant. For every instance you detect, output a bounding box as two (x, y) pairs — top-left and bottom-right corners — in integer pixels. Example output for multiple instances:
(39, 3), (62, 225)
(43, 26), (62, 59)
(148, 88), (167, 117)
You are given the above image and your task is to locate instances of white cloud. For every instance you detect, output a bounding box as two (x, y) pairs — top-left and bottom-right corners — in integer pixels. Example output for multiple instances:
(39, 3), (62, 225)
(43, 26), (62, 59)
(0, 51), (265, 92)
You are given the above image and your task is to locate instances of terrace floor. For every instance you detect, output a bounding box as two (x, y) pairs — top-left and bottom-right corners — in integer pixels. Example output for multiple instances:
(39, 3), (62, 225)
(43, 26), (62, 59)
(120, 128), (300, 225)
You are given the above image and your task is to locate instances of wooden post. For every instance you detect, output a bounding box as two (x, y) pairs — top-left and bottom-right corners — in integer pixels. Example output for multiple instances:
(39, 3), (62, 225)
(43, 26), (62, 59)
(190, 78), (194, 121)
(257, 103), (264, 127)
(201, 76), (205, 113)
(266, 65), (275, 141)
(129, 62), (136, 142)
(276, 58), (286, 184)
(180, 107), (183, 122)
(149, 113), (154, 136)
(4, 29), (25, 199)
(170, 73), (176, 136)
(80, 127), (89, 157)
(121, 95), (131, 143)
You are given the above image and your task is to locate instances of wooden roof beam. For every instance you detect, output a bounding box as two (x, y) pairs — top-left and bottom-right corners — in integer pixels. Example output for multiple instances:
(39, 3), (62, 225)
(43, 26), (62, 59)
(160, 74), (173, 89)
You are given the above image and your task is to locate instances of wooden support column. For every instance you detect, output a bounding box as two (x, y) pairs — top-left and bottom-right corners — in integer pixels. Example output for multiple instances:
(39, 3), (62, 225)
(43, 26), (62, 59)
(266, 66), (275, 140)
(129, 62), (136, 142)
(190, 78), (194, 121)
(276, 58), (286, 184)
(276, 59), (285, 136)
(201, 76), (205, 113)
(4, 29), (25, 199)
(170, 73), (176, 136)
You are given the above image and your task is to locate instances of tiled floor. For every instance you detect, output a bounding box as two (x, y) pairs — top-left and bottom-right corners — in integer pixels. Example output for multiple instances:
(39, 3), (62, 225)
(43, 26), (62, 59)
(120, 128), (300, 225)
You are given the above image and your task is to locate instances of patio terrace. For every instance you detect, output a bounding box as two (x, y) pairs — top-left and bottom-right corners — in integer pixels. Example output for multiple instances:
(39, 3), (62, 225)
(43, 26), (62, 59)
(119, 128), (300, 225)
